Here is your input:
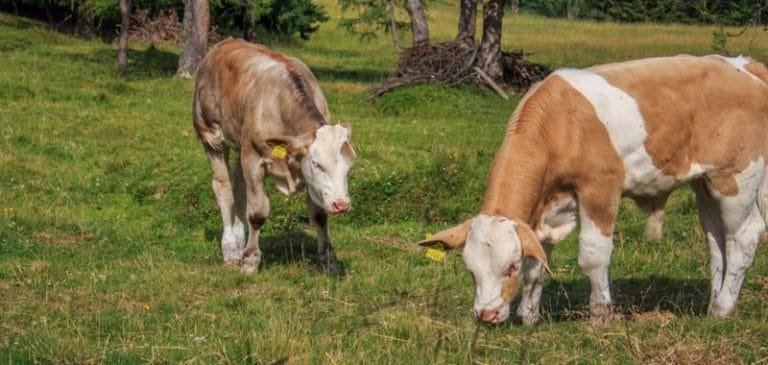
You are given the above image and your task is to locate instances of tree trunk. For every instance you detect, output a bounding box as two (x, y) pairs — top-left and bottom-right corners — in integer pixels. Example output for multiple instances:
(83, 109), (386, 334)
(388, 0), (401, 52)
(177, 0), (210, 79)
(404, 0), (429, 48)
(479, 0), (503, 82)
(242, 0), (257, 42)
(75, 6), (97, 39)
(456, 0), (477, 46)
(510, 0), (519, 15)
(117, 0), (130, 69)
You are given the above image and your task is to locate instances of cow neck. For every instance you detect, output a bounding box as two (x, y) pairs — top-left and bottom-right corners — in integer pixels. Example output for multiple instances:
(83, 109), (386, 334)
(481, 125), (547, 223)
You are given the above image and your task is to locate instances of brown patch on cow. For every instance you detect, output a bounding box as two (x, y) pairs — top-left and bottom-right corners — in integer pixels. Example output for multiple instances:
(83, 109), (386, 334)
(594, 55), (768, 197)
(194, 38), (330, 156)
(745, 59), (768, 84)
(35, 231), (90, 245)
(481, 75), (625, 236)
(501, 269), (520, 302)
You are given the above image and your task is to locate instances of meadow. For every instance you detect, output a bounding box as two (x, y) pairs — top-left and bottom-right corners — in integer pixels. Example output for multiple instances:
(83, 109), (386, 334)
(2, 0), (768, 363)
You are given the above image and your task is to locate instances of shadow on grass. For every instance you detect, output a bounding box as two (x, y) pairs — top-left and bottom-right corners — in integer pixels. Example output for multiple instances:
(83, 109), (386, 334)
(258, 230), (346, 276)
(536, 275), (710, 322)
(54, 45), (179, 80)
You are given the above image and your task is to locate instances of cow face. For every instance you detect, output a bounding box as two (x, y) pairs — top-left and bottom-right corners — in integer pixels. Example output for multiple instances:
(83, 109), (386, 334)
(302, 123), (356, 214)
(418, 215), (548, 324)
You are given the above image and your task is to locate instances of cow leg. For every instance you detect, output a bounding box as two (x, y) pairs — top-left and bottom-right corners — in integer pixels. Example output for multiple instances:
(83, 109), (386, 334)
(240, 150), (270, 274)
(634, 194), (668, 241)
(231, 157), (248, 257)
(695, 173), (765, 317)
(307, 196), (340, 274)
(205, 145), (244, 265)
(691, 180), (727, 314)
(577, 184), (621, 324)
(516, 242), (553, 325)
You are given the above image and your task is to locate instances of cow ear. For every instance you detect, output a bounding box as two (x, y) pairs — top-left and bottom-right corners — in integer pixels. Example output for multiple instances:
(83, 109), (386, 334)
(340, 140), (356, 164)
(339, 121), (352, 139)
(515, 223), (551, 273)
(418, 219), (473, 250)
(266, 132), (314, 157)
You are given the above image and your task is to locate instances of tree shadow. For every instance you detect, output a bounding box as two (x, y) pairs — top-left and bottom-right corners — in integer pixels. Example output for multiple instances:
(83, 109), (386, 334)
(533, 275), (710, 322)
(54, 45), (179, 80)
(311, 66), (391, 84)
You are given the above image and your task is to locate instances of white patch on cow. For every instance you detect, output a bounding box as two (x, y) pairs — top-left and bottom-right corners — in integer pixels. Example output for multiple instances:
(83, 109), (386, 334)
(302, 124), (356, 213)
(463, 215), (523, 323)
(246, 55), (287, 79)
(714, 55), (765, 84)
(537, 195), (578, 244)
(556, 69), (710, 196)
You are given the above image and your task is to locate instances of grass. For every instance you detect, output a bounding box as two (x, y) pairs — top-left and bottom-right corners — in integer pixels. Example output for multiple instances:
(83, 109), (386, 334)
(2, 1), (768, 363)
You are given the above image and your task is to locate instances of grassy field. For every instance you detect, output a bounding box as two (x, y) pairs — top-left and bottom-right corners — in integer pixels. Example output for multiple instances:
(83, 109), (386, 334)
(3, 1), (768, 363)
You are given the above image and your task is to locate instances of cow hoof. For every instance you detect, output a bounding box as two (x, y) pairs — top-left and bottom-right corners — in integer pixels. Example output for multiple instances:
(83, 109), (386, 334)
(590, 304), (613, 327)
(241, 256), (260, 274)
(519, 314), (541, 326)
(323, 260), (341, 275)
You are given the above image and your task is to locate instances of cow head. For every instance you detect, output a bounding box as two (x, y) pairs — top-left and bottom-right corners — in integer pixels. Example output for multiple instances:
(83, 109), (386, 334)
(268, 123), (356, 214)
(418, 215), (549, 324)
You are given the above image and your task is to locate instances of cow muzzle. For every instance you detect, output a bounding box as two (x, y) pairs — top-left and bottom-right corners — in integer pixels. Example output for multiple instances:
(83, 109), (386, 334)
(330, 199), (350, 214)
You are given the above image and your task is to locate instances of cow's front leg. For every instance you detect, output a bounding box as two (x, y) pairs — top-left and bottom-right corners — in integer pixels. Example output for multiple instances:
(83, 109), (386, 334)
(516, 243), (553, 325)
(577, 187), (620, 324)
(307, 196), (339, 274)
(241, 153), (270, 274)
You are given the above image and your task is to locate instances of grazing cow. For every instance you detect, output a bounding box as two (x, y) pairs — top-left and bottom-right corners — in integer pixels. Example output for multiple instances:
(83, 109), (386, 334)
(193, 38), (356, 274)
(419, 55), (768, 324)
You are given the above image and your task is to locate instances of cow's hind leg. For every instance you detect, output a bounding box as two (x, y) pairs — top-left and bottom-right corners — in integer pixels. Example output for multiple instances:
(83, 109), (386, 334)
(307, 196), (340, 275)
(516, 242), (553, 325)
(205, 145), (245, 265)
(694, 172), (765, 317)
(241, 149), (270, 274)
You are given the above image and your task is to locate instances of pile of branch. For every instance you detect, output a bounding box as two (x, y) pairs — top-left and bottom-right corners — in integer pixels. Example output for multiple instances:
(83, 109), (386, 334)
(128, 9), (182, 43)
(370, 41), (551, 99)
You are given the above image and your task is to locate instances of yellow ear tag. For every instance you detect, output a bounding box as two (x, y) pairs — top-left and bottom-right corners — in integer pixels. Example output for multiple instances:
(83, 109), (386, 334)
(271, 145), (288, 160)
(423, 233), (446, 263)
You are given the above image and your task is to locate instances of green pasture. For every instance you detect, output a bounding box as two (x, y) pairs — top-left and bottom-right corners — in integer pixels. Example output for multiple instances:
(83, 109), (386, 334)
(2, 1), (768, 363)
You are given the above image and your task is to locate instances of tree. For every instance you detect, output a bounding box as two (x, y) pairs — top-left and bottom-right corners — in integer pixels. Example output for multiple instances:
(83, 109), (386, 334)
(177, 0), (210, 79)
(404, 0), (429, 47)
(479, 0), (503, 82)
(117, 0), (131, 69)
(456, 0), (477, 46)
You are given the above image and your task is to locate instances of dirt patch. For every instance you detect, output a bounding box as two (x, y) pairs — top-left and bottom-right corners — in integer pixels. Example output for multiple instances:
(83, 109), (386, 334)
(35, 231), (91, 245)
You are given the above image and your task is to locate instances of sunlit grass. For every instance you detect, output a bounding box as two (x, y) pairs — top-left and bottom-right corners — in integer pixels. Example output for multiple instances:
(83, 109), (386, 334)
(2, 2), (768, 363)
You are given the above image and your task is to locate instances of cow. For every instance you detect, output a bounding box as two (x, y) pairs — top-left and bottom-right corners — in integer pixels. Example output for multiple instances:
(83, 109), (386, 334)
(193, 38), (356, 274)
(419, 54), (768, 324)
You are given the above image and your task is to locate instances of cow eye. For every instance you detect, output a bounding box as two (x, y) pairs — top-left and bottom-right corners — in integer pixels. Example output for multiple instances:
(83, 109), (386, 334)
(311, 159), (324, 172)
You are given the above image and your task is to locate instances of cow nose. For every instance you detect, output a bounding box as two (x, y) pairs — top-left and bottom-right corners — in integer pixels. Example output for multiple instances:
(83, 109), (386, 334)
(478, 309), (500, 323)
(331, 199), (349, 213)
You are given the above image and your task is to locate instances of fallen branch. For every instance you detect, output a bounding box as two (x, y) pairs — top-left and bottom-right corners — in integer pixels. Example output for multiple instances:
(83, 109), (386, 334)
(474, 66), (509, 100)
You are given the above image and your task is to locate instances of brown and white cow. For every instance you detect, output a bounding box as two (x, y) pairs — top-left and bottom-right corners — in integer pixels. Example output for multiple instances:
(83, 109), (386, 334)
(419, 55), (768, 324)
(193, 38), (356, 274)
